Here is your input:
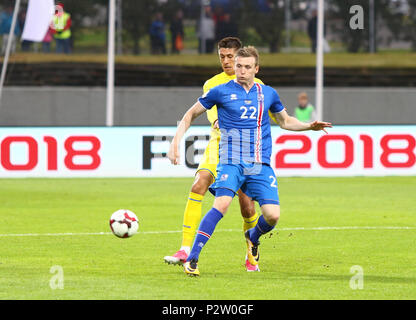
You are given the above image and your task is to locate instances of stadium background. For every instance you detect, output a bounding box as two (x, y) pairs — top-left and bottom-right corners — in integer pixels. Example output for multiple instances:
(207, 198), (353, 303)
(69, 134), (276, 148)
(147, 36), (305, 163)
(1, 0), (415, 177)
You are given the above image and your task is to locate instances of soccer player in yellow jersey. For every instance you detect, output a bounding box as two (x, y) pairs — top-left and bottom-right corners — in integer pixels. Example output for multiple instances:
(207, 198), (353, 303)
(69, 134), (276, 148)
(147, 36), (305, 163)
(164, 37), (273, 271)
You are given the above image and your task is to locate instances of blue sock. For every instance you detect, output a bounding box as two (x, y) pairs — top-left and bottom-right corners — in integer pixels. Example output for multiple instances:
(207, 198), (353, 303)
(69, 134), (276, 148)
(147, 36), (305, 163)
(248, 215), (275, 244)
(187, 208), (223, 262)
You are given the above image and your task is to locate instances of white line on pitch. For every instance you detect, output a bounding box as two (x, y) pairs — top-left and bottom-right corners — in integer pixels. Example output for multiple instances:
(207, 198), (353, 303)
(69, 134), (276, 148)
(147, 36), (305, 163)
(0, 226), (414, 237)
(0, 232), (113, 237)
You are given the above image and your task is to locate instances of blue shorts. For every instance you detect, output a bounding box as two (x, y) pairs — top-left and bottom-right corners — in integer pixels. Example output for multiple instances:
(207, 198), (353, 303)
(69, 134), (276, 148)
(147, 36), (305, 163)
(210, 163), (279, 206)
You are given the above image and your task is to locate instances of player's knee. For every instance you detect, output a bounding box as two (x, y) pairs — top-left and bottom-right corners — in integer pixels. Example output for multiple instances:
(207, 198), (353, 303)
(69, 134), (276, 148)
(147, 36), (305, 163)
(191, 181), (208, 195)
(268, 211), (280, 224)
(262, 205), (280, 225)
(213, 195), (233, 215)
(213, 200), (231, 215)
(214, 203), (229, 215)
(191, 171), (213, 194)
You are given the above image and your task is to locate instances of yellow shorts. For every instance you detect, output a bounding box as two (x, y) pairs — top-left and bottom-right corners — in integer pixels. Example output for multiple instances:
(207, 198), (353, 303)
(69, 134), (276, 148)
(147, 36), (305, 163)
(196, 128), (220, 179)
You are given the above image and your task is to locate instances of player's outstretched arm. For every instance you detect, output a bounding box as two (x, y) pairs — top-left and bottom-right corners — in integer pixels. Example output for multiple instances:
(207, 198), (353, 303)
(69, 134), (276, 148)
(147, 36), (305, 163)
(273, 109), (332, 134)
(168, 102), (206, 165)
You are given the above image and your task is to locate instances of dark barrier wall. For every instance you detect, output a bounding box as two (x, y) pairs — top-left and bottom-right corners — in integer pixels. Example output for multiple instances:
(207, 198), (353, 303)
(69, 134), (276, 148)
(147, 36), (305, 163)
(0, 87), (415, 126)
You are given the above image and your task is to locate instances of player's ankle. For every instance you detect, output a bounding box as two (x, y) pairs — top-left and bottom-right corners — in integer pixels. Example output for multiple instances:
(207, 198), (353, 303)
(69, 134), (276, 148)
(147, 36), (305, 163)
(180, 246), (190, 255)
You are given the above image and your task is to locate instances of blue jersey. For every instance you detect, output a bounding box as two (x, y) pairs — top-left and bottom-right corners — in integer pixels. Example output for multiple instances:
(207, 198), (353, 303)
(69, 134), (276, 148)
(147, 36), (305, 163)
(198, 79), (285, 165)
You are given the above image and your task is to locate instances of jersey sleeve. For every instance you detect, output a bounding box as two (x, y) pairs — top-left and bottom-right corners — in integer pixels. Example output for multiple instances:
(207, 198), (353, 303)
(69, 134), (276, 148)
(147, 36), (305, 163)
(270, 89), (285, 114)
(198, 86), (220, 110)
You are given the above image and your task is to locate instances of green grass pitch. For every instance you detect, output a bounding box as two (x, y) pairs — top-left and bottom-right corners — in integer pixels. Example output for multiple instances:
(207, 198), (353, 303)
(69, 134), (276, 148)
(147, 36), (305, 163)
(0, 177), (415, 300)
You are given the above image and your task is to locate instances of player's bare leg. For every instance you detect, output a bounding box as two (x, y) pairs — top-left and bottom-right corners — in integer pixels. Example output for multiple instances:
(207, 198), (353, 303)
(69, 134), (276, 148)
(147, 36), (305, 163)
(238, 190), (256, 221)
(237, 190), (261, 271)
(212, 194), (233, 215)
(190, 170), (213, 195)
(164, 170), (214, 265)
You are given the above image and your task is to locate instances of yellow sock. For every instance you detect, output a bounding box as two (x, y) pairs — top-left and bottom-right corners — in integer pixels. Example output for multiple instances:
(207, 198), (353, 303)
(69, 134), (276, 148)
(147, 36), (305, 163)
(181, 192), (204, 248)
(243, 212), (259, 233)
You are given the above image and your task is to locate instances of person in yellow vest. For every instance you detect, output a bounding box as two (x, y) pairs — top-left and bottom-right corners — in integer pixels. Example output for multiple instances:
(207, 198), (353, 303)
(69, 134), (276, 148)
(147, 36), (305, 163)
(294, 92), (316, 122)
(51, 2), (72, 54)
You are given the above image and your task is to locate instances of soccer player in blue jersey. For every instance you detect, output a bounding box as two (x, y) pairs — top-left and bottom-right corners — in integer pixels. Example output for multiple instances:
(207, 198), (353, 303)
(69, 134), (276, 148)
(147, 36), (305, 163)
(164, 37), (267, 272)
(168, 46), (332, 276)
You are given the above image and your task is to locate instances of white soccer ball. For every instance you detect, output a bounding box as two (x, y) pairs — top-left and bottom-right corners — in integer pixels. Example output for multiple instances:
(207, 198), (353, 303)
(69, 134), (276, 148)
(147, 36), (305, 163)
(109, 209), (139, 238)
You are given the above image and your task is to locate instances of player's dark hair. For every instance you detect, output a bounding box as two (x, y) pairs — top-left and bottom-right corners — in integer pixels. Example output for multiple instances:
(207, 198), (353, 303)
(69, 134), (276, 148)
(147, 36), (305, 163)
(217, 37), (242, 50)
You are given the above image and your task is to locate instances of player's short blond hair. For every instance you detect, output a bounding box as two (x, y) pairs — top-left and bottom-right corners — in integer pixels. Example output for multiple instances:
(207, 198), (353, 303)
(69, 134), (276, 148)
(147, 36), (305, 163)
(236, 46), (259, 66)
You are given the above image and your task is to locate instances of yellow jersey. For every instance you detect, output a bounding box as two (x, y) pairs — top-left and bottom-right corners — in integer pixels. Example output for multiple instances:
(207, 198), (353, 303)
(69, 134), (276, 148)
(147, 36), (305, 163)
(202, 72), (279, 126)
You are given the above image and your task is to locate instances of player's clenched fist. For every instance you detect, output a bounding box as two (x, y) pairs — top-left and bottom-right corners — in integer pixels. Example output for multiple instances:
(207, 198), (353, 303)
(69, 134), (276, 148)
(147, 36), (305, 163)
(168, 142), (180, 165)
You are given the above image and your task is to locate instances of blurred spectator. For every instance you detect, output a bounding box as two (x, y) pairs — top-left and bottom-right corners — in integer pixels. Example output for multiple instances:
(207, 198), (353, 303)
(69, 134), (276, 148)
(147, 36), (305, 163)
(19, 9), (33, 52)
(256, 0), (272, 13)
(170, 9), (184, 54)
(197, 6), (215, 53)
(307, 9), (327, 53)
(42, 27), (54, 53)
(211, 0), (234, 13)
(215, 12), (238, 42)
(307, 10), (317, 53)
(21, 39), (33, 52)
(150, 12), (167, 55)
(294, 92), (316, 122)
(212, 5), (225, 23)
(0, 5), (21, 55)
(51, 2), (72, 54)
